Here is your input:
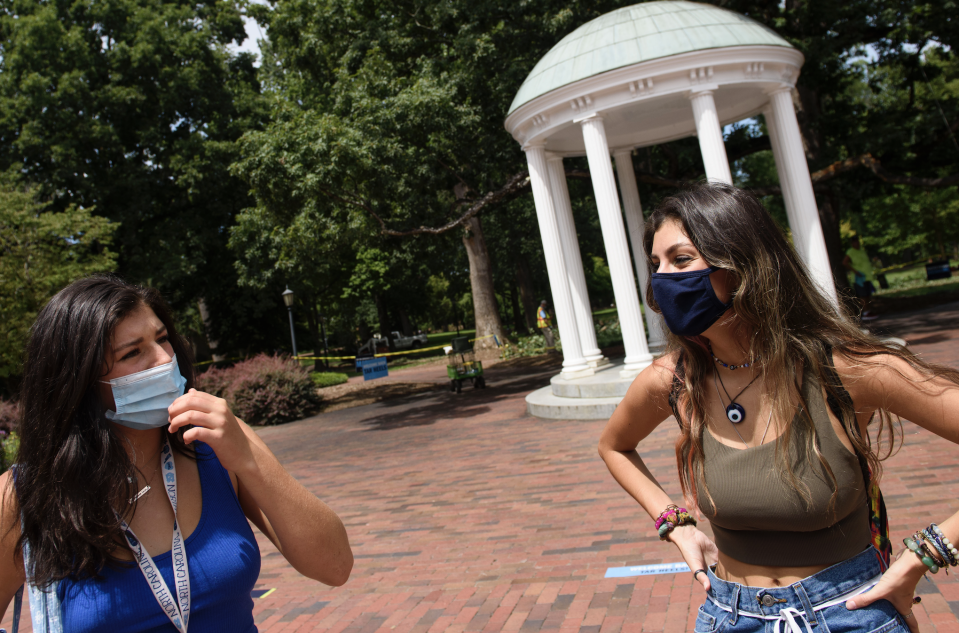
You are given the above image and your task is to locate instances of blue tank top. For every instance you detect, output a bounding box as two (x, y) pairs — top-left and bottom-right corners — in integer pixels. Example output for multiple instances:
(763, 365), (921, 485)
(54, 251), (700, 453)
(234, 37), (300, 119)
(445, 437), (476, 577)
(57, 442), (261, 632)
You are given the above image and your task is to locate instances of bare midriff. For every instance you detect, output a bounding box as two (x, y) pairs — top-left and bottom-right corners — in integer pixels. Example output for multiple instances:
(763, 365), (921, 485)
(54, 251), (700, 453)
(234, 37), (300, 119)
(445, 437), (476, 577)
(715, 552), (834, 588)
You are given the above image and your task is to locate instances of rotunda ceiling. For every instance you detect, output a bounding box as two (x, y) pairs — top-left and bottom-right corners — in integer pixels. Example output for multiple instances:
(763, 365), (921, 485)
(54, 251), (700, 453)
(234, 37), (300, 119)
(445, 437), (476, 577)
(509, 1), (792, 115)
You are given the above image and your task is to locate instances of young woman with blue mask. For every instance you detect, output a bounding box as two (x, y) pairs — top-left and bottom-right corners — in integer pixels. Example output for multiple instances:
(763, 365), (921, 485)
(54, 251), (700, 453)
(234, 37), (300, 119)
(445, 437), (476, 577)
(0, 275), (352, 632)
(599, 183), (959, 633)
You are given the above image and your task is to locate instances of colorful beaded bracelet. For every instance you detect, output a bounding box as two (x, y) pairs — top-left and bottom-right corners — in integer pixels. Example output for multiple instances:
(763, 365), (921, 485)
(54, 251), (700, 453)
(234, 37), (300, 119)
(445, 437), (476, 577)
(931, 524), (959, 565)
(904, 537), (939, 573)
(655, 504), (697, 540)
(918, 534), (946, 570)
(922, 529), (955, 568)
(906, 524), (959, 574)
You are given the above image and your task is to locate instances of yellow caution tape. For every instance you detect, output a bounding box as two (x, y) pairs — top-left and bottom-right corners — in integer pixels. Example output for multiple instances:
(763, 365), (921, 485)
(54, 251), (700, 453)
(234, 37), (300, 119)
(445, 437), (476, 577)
(195, 336), (502, 366)
(194, 356), (245, 367)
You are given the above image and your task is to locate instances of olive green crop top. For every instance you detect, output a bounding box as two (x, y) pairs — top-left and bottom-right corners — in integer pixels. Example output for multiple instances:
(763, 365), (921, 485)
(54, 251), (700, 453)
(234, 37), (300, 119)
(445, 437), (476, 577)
(694, 370), (871, 567)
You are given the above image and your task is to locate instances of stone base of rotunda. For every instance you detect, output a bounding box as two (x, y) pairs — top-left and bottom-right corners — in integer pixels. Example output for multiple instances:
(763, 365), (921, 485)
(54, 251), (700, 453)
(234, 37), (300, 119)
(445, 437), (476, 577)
(585, 356), (611, 369)
(526, 361), (645, 420)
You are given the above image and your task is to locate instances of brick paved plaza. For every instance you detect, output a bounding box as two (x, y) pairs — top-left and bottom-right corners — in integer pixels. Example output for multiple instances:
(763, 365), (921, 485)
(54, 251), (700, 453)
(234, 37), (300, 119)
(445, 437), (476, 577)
(5, 302), (959, 633)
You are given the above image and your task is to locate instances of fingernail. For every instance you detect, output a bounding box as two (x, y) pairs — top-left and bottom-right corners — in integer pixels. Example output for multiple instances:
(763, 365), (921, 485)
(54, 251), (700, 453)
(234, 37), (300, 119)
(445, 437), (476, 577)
(846, 600), (855, 610)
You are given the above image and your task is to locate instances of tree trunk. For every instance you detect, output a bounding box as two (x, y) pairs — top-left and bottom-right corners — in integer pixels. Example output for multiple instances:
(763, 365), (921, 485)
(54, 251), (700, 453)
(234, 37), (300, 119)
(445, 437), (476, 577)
(197, 298), (225, 362)
(374, 294), (395, 351)
(509, 282), (525, 334)
(462, 215), (507, 349)
(357, 317), (371, 350)
(305, 294), (323, 371)
(818, 189), (851, 293)
(515, 256), (538, 333)
(398, 307), (414, 337)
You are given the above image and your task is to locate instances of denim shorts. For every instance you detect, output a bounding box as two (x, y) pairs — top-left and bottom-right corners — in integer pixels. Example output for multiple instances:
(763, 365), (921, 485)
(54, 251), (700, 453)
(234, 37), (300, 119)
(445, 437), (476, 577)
(695, 547), (908, 633)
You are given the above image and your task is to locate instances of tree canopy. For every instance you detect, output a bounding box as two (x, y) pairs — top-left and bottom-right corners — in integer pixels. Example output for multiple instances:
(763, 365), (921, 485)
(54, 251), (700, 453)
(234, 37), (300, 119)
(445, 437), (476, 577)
(1, 0), (957, 379)
(0, 177), (117, 383)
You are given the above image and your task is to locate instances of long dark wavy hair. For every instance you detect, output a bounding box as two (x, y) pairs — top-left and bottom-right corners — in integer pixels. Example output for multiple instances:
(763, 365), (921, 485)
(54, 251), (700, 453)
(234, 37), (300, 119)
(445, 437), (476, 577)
(643, 183), (959, 516)
(10, 274), (195, 586)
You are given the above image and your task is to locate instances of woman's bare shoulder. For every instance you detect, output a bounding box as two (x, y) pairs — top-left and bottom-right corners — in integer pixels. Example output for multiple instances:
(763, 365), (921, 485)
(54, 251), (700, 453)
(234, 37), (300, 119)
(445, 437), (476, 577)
(623, 351), (680, 407)
(647, 350), (681, 389)
(830, 345), (936, 406)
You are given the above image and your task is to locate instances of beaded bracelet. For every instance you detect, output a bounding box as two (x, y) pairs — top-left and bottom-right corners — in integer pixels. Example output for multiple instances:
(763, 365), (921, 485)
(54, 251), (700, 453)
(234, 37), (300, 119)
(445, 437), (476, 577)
(918, 534), (946, 570)
(906, 524), (959, 574)
(932, 524), (959, 565)
(655, 504), (697, 540)
(904, 536), (939, 573)
(922, 529), (955, 568)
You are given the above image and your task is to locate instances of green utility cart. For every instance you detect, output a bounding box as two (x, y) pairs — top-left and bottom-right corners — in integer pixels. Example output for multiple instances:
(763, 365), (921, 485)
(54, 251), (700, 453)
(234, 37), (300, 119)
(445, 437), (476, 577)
(446, 336), (485, 393)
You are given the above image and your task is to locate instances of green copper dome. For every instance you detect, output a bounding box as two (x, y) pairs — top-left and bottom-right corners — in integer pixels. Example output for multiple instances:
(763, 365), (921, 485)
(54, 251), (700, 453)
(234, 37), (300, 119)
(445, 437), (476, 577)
(508, 1), (792, 114)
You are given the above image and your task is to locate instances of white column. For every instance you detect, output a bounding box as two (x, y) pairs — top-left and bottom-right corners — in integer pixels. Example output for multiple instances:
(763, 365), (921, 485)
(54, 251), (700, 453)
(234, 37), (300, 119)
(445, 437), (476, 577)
(579, 115), (653, 377)
(546, 153), (607, 367)
(688, 89), (733, 184)
(765, 87), (838, 304)
(613, 150), (667, 353)
(524, 143), (592, 378)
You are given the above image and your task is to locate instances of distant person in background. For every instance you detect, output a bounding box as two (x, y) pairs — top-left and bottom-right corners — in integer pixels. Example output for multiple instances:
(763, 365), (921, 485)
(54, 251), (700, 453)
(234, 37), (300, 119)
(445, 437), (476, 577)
(537, 300), (555, 350)
(844, 236), (878, 321)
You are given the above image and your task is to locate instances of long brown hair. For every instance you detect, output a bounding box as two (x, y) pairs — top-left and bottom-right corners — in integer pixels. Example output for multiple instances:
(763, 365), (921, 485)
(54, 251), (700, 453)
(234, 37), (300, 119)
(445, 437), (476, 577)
(8, 274), (195, 586)
(643, 183), (959, 514)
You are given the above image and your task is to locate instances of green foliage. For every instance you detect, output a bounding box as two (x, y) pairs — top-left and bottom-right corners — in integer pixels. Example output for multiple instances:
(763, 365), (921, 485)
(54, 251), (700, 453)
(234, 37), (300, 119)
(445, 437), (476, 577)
(0, 0), (277, 362)
(0, 178), (117, 380)
(456, 292), (475, 328)
(424, 275), (454, 331)
(196, 354), (322, 425)
(500, 334), (556, 360)
(861, 187), (959, 261)
(583, 255), (614, 308)
(310, 371), (349, 388)
(0, 397), (17, 471)
(1, 432), (18, 473)
(595, 319), (623, 349)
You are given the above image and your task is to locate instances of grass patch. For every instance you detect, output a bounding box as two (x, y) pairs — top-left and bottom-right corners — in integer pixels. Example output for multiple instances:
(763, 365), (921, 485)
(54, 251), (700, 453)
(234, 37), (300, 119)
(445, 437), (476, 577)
(311, 371), (349, 388)
(426, 329), (477, 347)
(878, 279), (959, 299)
(592, 308), (618, 319)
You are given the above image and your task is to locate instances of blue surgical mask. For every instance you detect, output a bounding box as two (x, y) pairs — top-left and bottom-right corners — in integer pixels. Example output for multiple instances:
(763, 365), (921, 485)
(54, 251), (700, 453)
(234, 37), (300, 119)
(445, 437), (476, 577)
(101, 355), (187, 430)
(651, 267), (732, 336)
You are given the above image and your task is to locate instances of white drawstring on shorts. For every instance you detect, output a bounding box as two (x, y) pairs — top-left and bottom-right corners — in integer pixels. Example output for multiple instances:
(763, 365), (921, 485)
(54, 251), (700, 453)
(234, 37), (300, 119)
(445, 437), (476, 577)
(776, 607), (815, 633)
(706, 574), (881, 633)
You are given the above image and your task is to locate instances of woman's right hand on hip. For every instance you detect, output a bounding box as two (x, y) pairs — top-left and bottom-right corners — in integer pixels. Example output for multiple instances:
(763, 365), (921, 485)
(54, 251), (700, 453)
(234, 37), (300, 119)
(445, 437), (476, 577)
(668, 525), (719, 591)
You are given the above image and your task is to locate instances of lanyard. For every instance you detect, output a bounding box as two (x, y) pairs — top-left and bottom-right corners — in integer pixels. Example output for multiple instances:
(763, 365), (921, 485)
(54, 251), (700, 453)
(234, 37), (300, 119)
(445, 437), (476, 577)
(119, 437), (191, 633)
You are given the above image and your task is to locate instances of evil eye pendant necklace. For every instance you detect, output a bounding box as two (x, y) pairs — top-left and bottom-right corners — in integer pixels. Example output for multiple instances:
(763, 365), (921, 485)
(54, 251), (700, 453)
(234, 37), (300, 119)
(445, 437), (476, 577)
(713, 367), (760, 424)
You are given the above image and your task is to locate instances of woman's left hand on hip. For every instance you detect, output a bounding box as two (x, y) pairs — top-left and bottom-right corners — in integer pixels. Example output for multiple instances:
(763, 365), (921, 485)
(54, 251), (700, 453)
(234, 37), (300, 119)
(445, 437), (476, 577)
(845, 550), (928, 633)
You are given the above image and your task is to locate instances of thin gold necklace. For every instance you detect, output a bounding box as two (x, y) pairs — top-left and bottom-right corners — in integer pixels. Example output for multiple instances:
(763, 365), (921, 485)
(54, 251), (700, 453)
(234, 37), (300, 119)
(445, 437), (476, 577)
(127, 445), (164, 505)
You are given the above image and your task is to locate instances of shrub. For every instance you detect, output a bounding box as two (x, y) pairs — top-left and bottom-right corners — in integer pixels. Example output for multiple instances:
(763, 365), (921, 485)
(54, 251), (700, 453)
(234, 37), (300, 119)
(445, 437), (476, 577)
(595, 319), (623, 348)
(0, 399), (17, 471)
(193, 364), (236, 399)
(0, 399), (17, 435)
(501, 333), (561, 359)
(311, 372), (349, 388)
(195, 354), (322, 426)
(1, 432), (18, 473)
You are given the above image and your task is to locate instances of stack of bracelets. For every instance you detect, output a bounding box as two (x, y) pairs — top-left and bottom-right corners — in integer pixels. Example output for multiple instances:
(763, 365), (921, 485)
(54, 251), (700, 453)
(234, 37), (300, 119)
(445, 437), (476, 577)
(904, 524), (959, 574)
(655, 504), (697, 540)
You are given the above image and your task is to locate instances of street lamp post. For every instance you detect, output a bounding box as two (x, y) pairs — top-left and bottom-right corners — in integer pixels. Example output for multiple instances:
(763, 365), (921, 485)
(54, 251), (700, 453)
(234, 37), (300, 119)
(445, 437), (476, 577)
(282, 287), (298, 359)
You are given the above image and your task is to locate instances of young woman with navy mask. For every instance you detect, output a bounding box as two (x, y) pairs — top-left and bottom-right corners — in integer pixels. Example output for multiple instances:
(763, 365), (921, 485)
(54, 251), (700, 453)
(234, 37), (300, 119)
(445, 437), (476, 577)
(599, 183), (959, 633)
(0, 275), (352, 632)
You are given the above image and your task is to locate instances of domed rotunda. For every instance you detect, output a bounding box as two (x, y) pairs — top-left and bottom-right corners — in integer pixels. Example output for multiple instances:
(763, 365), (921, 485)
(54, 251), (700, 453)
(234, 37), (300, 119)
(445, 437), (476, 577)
(507, 1), (835, 418)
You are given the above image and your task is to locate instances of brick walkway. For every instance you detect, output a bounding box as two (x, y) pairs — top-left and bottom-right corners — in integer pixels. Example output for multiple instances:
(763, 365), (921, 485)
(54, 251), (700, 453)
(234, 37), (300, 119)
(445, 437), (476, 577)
(7, 303), (959, 633)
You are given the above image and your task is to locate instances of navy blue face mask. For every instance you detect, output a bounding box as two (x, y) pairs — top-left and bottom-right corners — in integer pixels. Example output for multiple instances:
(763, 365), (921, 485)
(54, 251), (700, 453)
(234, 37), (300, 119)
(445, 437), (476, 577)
(650, 267), (732, 336)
